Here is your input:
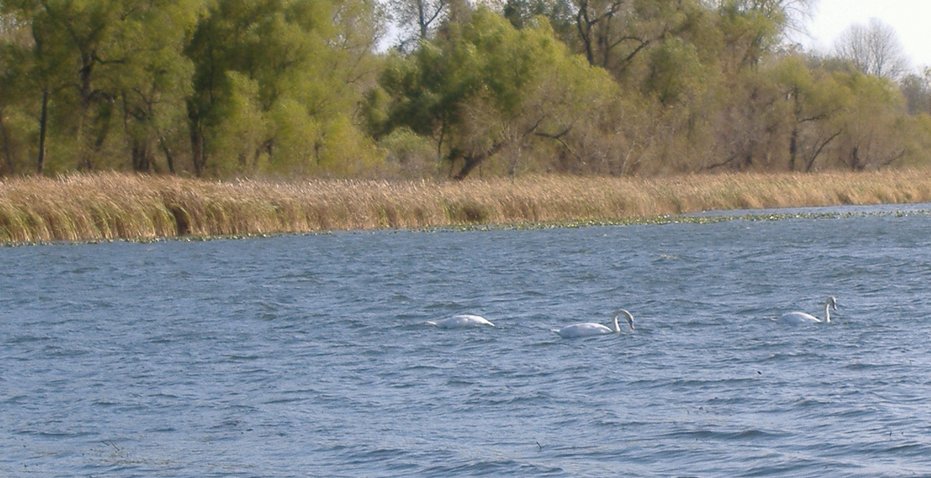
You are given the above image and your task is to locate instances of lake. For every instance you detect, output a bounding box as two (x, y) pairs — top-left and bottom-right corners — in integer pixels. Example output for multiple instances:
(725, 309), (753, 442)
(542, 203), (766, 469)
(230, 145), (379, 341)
(3, 204), (931, 477)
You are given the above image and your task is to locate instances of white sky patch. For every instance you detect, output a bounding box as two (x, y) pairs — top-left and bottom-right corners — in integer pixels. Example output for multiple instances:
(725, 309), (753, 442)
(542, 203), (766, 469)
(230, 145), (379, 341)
(803, 0), (931, 71)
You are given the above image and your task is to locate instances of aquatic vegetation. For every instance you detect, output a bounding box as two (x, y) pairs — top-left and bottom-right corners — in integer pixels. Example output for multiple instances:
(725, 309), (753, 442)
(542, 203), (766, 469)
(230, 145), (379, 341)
(2, 170), (931, 244)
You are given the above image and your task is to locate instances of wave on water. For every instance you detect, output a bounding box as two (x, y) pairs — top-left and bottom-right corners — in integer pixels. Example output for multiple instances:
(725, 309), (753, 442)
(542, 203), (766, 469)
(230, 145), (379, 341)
(5, 208), (931, 476)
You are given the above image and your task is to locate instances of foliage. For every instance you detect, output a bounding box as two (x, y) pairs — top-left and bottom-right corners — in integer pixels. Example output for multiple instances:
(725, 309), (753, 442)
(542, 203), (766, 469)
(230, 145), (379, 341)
(0, 0), (928, 180)
(185, 0), (383, 177)
(369, 7), (617, 179)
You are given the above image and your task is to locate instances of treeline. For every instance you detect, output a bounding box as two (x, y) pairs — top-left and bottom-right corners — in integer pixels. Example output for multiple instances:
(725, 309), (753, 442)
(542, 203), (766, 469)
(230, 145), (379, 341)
(1, 0), (930, 180)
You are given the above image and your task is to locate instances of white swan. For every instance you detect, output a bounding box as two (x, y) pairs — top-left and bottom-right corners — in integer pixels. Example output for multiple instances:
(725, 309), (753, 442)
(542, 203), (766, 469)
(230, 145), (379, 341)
(427, 314), (495, 329)
(779, 297), (837, 324)
(554, 309), (635, 338)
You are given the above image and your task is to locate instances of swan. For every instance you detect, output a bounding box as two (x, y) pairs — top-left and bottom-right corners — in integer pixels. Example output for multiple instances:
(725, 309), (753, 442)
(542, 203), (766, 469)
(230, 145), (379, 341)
(779, 296), (837, 324)
(554, 309), (635, 338)
(427, 314), (495, 329)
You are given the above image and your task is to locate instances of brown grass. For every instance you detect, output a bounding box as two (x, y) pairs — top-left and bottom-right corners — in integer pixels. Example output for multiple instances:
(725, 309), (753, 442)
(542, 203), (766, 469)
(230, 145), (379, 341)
(2, 170), (930, 244)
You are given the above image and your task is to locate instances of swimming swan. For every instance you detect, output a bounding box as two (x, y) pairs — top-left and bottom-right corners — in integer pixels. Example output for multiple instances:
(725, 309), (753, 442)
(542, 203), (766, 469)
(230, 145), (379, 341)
(779, 296), (837, 324)
(427, 314), (495, 329)
(554, 310), (635, 338)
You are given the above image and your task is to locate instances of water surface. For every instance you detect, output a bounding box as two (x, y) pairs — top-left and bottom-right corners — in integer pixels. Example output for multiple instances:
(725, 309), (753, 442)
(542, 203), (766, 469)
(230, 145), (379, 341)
(3, 205), (931, 476)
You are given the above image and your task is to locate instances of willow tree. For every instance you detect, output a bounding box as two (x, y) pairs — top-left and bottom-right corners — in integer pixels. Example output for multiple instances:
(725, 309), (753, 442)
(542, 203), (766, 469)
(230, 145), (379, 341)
(833, 71), (908, 170)
(112, 1), (202, 173)
(0, 11), (34, 174)
(1, 0), (203, 174)
(369, 8), (617, 179)
(769, 55), (849, 171)
(185, 0), (383, 177)
(900, 69), (931, 115)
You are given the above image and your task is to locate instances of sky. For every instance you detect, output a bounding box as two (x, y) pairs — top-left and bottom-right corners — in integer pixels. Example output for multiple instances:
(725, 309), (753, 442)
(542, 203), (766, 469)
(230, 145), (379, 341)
(804, 0), (931, 70)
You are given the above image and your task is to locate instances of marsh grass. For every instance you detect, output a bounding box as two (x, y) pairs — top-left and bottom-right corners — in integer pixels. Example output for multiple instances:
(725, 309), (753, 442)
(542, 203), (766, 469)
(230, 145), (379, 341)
(2, 170), (931, 244)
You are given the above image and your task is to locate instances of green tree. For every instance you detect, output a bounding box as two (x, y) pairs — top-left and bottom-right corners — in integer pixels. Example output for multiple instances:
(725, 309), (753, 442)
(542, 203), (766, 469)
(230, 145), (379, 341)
(503, 0), (574, 30)
(899, 68), (931, 115)
(833, 72), (908, 170)
(0, 11), (34, 174)
(569, 0), (703, 79)
(114, 0), (201, 173)
(185, 0), (383, 176)
(1, 0), (202, 174)
(370, 8), (617, 179)
(770, 55), (848, 171)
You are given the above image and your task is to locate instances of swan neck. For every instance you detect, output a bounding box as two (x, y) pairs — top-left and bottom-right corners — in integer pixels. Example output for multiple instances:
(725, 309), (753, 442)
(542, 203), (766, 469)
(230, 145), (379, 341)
(824, 301), (831, 323)
(613, 314), (620, 333)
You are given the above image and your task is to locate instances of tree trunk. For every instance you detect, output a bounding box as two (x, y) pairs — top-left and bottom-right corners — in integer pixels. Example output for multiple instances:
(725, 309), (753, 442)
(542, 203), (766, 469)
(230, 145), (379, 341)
(453, 140), (508, 180)
(848, 145), (864, 171)
(76, 53), (97, 171)
(788, 125), (799, 171)
(37, 89), (49, 175)
(575, 3), (596, 65)
(131, 139), (151, 172)
(190, 126), (206, 176)
(158, 134), (176, 174)
(417, 0), (429, 40)
(453, 154), (483, 180)
(0, 112), (16, 176)
(804, 131), (840, 172)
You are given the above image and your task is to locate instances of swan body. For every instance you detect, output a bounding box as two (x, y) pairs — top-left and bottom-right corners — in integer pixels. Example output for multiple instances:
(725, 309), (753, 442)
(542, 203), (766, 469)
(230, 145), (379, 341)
(779, 297), (837, 324)
(554, 309), (635, 338)
(427, 314), (495, 329)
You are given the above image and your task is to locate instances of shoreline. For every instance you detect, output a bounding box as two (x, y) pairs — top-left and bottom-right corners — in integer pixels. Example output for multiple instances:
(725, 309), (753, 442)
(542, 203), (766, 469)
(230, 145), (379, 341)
(2, 170), (931, 245)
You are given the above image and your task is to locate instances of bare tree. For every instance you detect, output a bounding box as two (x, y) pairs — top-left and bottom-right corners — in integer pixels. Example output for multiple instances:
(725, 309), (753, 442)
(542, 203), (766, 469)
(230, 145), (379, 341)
(834, 18), (910, 80)
(387, 0), (449, 50)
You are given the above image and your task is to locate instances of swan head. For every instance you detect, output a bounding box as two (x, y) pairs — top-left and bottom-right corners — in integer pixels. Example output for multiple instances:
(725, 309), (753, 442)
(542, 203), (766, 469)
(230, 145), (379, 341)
(614, 309), (635, 331)
(827, 296), (838, 311)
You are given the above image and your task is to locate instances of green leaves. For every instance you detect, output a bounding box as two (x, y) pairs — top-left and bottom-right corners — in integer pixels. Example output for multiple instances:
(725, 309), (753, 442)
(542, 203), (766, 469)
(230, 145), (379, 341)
(372, 7), (618, 179)
(0, 0), (928, 179)
(184, 0), (382, 176)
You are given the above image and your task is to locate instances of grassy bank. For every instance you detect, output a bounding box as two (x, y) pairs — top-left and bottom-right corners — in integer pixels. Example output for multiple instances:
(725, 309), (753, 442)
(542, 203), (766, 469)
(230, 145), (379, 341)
(1, 170), (930, 244)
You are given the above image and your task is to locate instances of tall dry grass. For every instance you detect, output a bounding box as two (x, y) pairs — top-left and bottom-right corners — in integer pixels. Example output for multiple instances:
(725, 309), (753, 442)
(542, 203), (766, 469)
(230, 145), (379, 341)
(2, 170), (930, 243)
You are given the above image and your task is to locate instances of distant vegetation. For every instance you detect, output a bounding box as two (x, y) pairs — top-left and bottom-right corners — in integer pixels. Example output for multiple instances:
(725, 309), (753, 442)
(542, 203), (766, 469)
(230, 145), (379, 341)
(2, 170), (931, 243)
(1, 0), (930, 181)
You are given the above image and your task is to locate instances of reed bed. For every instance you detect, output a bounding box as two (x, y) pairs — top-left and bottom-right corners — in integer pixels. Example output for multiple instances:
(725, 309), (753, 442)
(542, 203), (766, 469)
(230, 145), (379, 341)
(2, 170), (931, 244)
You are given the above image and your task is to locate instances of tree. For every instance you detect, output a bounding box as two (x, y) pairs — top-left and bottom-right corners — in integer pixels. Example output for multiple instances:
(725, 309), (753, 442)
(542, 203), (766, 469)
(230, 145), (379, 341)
(771, 55), (846, 171)
(899, 68), (931, 115)
(0, 11), (33, 174)
(834, 18), (909, 81)
(706, 0), (814, 37)
(503, 0), (574, 30)
(185, 0), (383, 177)
(569, 0), (702, 78)
(833, 72), (908, 170)
(370, 8), (617, 179)
(387, 0), (453, 49)
(113, 1), (202, 173)
(713, 0), (789, 73)
(1, 0), (202, 174)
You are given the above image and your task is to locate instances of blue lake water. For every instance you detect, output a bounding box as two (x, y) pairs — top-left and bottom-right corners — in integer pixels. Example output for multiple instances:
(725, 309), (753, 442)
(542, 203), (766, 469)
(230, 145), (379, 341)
(3, 204), (931, 476)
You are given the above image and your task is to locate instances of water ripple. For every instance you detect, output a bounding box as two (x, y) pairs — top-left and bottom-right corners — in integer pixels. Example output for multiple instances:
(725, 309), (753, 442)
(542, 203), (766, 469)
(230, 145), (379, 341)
(4, 210), (931, 476)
